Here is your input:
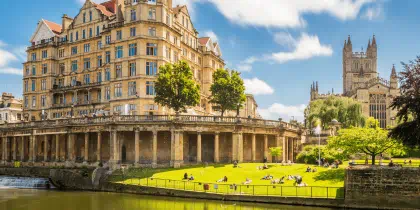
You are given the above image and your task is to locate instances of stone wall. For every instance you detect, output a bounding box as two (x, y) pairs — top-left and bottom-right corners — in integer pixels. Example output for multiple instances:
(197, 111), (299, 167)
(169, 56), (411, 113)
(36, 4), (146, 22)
(345, 166), (420, 209)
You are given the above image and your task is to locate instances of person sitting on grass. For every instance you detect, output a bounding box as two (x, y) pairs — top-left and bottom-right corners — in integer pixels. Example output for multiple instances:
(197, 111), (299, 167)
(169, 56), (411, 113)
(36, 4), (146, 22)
(404, 160), (407, 165)
(409, 160), (412, 165)
(223, 176), (228, 182)
(388, 160), (394, 167)
(233, 160), (239, 168)
(263, 163), (268, 169)
(243, 178), (252, 185)
(189, 174), (194, 181)
(312, 168), (317, 173)
(183, 173), (188, 180)
(306, 166), (311, 172)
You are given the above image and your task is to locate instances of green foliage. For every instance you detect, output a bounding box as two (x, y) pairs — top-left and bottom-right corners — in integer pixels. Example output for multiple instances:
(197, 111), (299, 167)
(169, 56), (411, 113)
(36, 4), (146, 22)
(269, 147), (282, 162)
(327, 119), (404, 165)
(305, 96), (365, 129)
(154, 61), (200, 114)
(389, 57), (420, 147)
(210, 69), (246, 116)
(296, 145), (349, 164)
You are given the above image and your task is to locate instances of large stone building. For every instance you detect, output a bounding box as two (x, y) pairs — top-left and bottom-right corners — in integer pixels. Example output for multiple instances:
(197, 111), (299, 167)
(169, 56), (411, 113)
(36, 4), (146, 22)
(0, 93), (23, 125)
(0, 0), (303, 169)
(23, 0), (256, 121)
(310, 36), (399, 128)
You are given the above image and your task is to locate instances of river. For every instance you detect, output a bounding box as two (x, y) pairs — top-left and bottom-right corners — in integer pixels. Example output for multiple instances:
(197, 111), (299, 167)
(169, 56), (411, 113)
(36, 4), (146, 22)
(0, 176), (339, 210)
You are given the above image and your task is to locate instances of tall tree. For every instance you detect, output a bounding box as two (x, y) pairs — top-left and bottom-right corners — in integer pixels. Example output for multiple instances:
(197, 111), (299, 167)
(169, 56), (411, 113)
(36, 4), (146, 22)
(154, 61), (200, 115)
(210, 69), (246, 117)
(305, 96), (365, 129)
(389, 57), (420, 147)
(328, 117), (404, 165)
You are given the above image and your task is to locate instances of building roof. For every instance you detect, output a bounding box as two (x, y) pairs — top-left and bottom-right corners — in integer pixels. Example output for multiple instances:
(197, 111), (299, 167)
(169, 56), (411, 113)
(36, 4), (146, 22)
(198, 37), (210, 45)
(173, 5), (185, 14)
(44, 20), (62, 35)
(93, 0), (116, 17)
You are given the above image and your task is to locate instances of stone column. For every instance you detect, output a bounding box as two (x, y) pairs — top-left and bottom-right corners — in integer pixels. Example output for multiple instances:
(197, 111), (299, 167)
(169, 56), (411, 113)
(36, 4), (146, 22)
(152, 130), (158, 168)
(28, 136), (33, 162)
(214, 132), (219, 163)
(232, 132), (238, 162)
(112, 130), (119, 163)
(1, 137), (5, 162)
(12, 137), (17, 161)
(84, 133), (89, 163)
(44, 135), (48, 162)
(67, 133), (74, 162)
(5, 137), (9, 162)
(97, 132), (101, 162)
(21, 137), (25, 162)
(32, 135), (37, 162)
(264, 135), (269, 161)
(170, 131), (183, 168)
(282, 136), (287, 162)
(196, 132), (202, 163)
(134, 130), (140, 165)
(238, 133), (243, 162)
(251, 134), (256, 162)
(55, 134), (60, 161)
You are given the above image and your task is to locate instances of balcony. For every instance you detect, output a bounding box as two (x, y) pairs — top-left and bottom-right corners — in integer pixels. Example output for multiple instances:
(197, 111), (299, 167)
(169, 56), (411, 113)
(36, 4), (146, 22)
(51, 99), (102, 108)
(52, 82), (102, 92)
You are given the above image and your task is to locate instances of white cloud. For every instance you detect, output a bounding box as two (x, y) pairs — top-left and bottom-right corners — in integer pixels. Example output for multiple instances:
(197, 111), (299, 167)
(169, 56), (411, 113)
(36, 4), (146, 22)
(0, 40), (6, 47)
(0, 49), (18, 68)
(273, 32), (296, 48)
(244, 78), (274, 95)
(203, 30), (219, 42)
(236, 64), (252, 72)
(259, 103), (306, 122)
(362, 5), (383, 20)
(205, 0), (376, 28)
(0, 68), (23, 76)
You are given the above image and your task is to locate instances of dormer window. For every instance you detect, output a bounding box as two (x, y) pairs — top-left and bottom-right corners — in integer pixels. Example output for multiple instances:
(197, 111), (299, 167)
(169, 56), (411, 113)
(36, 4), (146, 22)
(83, 13), (86, 23)
(89, 11), (92, 22)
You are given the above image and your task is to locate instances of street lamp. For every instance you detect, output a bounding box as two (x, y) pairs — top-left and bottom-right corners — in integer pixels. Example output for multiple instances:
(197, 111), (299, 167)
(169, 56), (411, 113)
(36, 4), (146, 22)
(314, 124), (322, 166)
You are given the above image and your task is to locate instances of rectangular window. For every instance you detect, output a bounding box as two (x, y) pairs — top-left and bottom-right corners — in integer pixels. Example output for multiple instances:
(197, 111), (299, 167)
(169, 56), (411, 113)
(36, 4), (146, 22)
(115, 46), (123, 58)
(128, 81), (137, 96)
(114, 105), (122, 113)
(42, 50), (48, 58)
(76, 31), (79, 40)
(146, 43), (157, 56)
(116, 30), (122, 40)
(97, 72), (102, 83)
(32, 65), (36, 75)
(130, 27), (136, 37)
(105, 68), (111, 81)
(82, 29), (86, 39)
(105, 35), (111, 45)
(24, 81), (28, 92)
(97, 41), (102, 50)
(173, 52), (178, 62)
(71, 46), (78, 55)
(83, 13), (86, 23)
(59, 63), (65, 74)
(146, 81), (155, 95)
(58, 49), (65, 58)
(41, 95), (46, 107)
(105, 86), (110, 100)
(115, 64), (122, 78)
(71, 76), (77, 86)
(26, 68), (29, 76)
(105, 51), (111, 63)
(89, 28), (93, 38)
(146, 61), (157, 75)
(131, 9), (136, 21)
(70, 33), (73, 42)
(32, 96), (36, 108)
(129, 62), (136, 76)
(148, 27), (156, 36)
(71, 60), (78, 72)
(97, 55), (102, 67)
(41, 79), (47, 90)
(42, 64), (48, 74)
(31, 53), (36, 61)
(31, 80), (36, 91)
(84, 44), (90, 52)
(84, 58), (91, 69)
(89, 11), (92, 22)
(84, 74), (90, 84)
(114, 83), (122, 97)
(24, 97), (28, 108)
(96, 26), (100, 36)
(97, 90), (102, 101)
(129, 43), (137, 56)
(148, 8), (156, 20)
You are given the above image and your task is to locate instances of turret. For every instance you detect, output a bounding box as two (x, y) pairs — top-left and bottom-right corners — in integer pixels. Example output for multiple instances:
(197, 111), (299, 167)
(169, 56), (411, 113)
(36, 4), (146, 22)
(390, 64), (398, 89)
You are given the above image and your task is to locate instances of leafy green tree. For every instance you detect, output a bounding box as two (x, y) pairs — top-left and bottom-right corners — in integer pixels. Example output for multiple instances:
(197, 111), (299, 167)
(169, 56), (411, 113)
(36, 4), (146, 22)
(296, 145), (349, 164)
(154, 61), (200, 115)
(328, 118), (404, 165)
(210, 69), (246, 117)
(389, 57), (420, 147)
(305, 96), (365, 130)
(269, 147), (283, 163)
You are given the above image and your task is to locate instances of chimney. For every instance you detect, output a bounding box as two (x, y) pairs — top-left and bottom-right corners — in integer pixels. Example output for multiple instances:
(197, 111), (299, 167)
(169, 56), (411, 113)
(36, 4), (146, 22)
(62, 14), (73, 32)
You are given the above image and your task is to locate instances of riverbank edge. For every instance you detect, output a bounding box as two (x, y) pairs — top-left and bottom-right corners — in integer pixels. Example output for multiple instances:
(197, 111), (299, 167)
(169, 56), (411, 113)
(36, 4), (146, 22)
(0, 167), (413, 210)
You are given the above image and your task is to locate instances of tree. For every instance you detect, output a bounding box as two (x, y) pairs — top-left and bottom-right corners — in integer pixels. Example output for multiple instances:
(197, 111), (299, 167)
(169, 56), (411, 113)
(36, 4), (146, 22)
(269, 147), (283, 163)
(154, 61), (200, 115)
(328, 118), (404, 165)
(389, 57), (420, 147)
(210, 69), (246, 117)
(305, 96), (365, 130)
(296, 145), (349, 164)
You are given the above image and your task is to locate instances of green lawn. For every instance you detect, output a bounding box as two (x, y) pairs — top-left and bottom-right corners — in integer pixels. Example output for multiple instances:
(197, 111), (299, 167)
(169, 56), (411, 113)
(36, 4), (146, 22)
(112, 163), (345, 198)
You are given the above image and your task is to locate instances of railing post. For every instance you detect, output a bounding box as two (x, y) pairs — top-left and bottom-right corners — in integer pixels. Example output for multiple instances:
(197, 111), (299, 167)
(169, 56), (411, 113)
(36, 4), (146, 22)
(146, 178), (149, 186)
(311, 186), (313, 198)
(267, 185), (268, 196)
(327, 187), (329, 198)
(296, 186), (298, 197)
(253, 185), (255, 195)
(239, 185), (241, 195)
(184, 181), (186, 190)
(165, 179), (167, 188)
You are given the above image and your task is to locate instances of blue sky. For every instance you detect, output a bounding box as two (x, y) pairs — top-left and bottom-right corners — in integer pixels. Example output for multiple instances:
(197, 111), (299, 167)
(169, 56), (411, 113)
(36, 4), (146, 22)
(0, 0), (419, 121)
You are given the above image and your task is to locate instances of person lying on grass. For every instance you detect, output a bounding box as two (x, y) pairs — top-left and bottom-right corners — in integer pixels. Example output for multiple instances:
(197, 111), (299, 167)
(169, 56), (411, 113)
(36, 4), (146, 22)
(261, 174), (273, 180)
(243, 178), (252, 185)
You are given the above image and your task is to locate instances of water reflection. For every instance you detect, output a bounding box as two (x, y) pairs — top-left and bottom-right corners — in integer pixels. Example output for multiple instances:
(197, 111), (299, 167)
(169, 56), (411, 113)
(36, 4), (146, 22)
(0, 189), (337, 210)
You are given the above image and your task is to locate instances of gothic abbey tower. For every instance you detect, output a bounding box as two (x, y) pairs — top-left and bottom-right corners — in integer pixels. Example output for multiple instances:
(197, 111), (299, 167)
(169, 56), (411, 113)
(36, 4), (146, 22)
(310, 35), (400, 128)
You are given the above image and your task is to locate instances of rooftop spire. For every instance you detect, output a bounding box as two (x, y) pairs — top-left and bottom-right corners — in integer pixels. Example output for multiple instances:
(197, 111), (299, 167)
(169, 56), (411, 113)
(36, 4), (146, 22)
(347, 35), (352, 46)
(368, 39), (371, 48)
(372, 35), (377, 46)
(391, 64), (397, 77)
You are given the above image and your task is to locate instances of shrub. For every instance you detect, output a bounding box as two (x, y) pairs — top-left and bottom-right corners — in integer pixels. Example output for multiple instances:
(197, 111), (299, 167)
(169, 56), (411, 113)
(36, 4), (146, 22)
(296, 145), (349, 164)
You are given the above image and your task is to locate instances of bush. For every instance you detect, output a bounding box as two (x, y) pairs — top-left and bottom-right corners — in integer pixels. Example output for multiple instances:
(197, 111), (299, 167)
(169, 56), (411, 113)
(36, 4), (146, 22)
(296, 145), (349, 164)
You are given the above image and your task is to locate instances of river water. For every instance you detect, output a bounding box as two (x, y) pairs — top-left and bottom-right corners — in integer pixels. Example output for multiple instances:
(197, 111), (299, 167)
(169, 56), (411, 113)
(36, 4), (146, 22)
(0, 176), (339, 210)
